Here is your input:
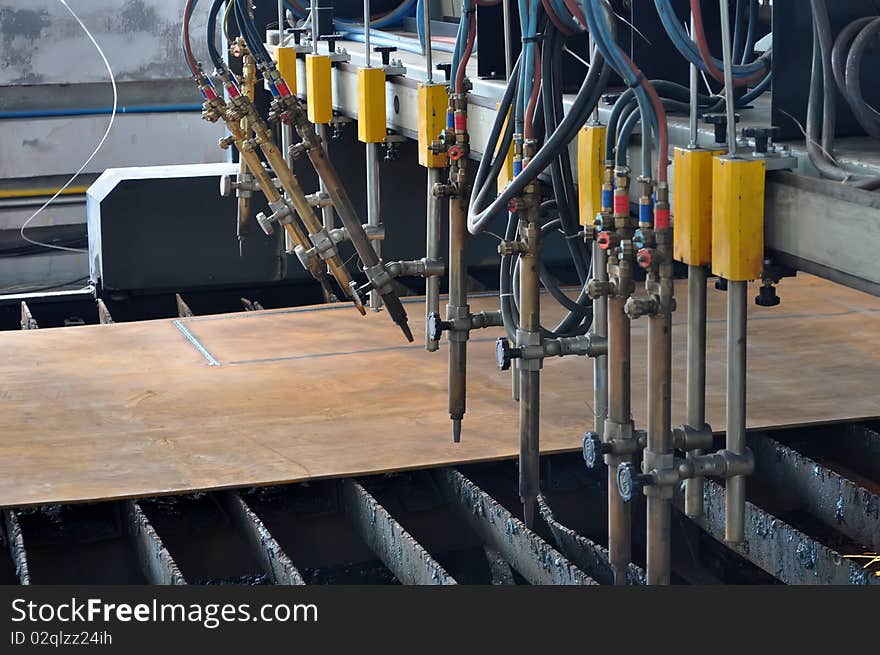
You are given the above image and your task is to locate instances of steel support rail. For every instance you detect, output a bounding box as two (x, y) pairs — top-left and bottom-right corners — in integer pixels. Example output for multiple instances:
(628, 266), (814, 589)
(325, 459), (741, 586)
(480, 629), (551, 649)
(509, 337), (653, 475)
(123, 500), (186, 585)
(340, 478), (457, 585)
(679, 480), (878, 585)
(3, 511), (30, 585)
(538, 496), (645, 586)
(435, 468), (597, 585)
(751, 434), (880, 551)
(220, 491), (305, 585)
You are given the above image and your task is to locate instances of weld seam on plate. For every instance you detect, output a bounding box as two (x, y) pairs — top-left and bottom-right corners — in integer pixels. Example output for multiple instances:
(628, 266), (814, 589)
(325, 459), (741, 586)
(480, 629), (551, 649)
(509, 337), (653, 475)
(173, 320), (221, 366)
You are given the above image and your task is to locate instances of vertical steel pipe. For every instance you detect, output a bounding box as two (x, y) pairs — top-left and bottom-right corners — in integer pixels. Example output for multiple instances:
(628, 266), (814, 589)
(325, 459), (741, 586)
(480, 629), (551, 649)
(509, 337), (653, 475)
(606, 292), (631, 584)
(282, 121), (295, 254)
(501, 0), (513, 79)
(518, 213), (541, 529)
(719, 0), (747, 545)
(447, 188), (468, 442)
(592, 242), (608, 435)
(688, 13), (699, 148)
(366, 141), (382, 309)
(426, 168), (441, 350)
(278, 0), (285, 45)
(725, 280), (748, 544)
(423, 0), (434, 80)
(684, 265), (708, 517)
(645, 309), (672, 585)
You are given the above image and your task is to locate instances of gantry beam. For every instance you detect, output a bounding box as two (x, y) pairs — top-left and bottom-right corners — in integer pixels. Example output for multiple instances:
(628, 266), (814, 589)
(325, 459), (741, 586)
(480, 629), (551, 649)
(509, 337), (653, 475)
(297, 51), (880, 295)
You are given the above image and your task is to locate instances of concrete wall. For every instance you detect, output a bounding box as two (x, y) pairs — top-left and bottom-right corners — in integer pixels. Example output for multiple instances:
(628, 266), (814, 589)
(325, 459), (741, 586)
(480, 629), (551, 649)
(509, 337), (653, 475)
(0, 0), (212, 86)
(0, 1), (226, 290)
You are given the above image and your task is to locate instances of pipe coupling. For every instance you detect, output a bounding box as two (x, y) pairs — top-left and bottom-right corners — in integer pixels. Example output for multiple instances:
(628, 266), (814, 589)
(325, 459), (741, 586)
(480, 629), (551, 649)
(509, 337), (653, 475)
(543, 333), (607, 359)
(362, 263), (395, 296)
(676, 448), (755, 481)
(385, 258), (445, 279)
(624, 295), (660, 320)
(672, 424), (714, 452)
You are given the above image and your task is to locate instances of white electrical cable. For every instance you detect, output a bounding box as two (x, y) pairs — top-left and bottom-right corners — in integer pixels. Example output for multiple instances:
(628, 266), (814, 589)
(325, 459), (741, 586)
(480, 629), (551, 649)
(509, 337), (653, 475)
(19, 0), (118, 255)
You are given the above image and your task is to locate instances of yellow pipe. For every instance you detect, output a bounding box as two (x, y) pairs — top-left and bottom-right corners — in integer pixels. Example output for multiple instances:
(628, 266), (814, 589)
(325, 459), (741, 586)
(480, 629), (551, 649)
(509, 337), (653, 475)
(0, 185), (90, 200)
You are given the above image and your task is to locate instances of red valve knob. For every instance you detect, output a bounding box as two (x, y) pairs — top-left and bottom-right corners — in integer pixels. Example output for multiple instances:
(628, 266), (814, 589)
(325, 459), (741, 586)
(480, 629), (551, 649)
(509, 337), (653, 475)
(448, 145), (464, 161)
(597, 231), (613, 250)
(637, 248), (653, 269)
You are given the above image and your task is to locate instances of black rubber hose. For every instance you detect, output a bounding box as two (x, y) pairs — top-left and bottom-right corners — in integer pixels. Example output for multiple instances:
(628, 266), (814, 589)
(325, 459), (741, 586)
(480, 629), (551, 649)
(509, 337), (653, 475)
(469, 52), (610, 234)
(542, 27), (589, 283)
(206, 0), (226, 71)
(805, 11), (880, 190)
(831, 17), (874, 100)
(844, 18), (880, 139)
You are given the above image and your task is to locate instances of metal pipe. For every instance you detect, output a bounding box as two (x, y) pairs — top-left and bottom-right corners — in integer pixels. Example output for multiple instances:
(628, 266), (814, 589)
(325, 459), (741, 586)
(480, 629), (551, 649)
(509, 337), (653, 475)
(720, 0), (747, 544)
(501, 0), (513, 79)
(684, 264), (708, 517)
(302, 131), (413, 340)
(688, 13), (699, 148)
(645, 307), (672, 585)
(317, 124), (335, 232)
(606, 294), (631, 584)
(725, 280), (748, 543)
(366, 142), (382, 309)
(593, 243), (608, 435)
(278, 0), (285, 46)
(518, 205), (541, 529)
(426, 167), (442, 350)
(447, 188), (468, 442)
(310, 0), (319, 53)
(720, 0), (737, 156)
(423, 0), (434, 82)
(363, 0), (372, 66)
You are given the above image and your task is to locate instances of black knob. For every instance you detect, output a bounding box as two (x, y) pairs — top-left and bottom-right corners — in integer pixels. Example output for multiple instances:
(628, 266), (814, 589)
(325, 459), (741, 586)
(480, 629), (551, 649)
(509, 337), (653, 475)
(582, 432), (612, 469)
(290, 27), (308, 45)
(495, 337), (522, 371)
(715, 276), (728, 291)
(436, 63), (452, 82)
(616, 463), (652, 503)
(755, 283), (781, 307)
(374, 45), (397, 67)
(742, 126), (780, 154)
(320, 32), (343, 52)
(601, 93), (621, 106)
(703, 113), (741, 145)
(427, 312), (450, 341)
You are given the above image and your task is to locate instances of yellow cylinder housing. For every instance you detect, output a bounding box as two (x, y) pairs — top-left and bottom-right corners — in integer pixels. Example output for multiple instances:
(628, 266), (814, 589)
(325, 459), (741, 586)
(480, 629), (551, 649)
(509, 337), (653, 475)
(276, 46), (297, 96)
(306, 54), (333, 124)
(711, 156), (766, 282)
(357, 67), (387, 143)
(673, 147), (722, 266)
(577, 124), (607, 226)
(417, 83), (448, 168)
(496, 104), (515, 193)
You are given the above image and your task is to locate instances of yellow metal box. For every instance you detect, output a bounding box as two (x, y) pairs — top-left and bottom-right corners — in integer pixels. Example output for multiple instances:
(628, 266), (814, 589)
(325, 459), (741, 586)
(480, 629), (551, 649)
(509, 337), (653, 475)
(577, 124), (607, 226)
(276, 46), (297, 96)
(711, 156), (766, 281)
(673, 147), (721, 266)
(417, 83), (448, 168)
(357, 67), (387, 143)
(306, 54), (332, 124)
